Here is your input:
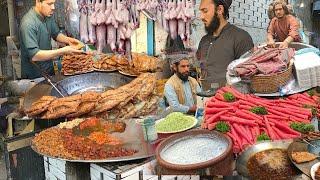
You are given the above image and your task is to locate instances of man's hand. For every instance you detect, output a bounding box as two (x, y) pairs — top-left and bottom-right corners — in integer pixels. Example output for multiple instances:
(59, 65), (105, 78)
(67, 37), (84, 50)
(279, 41), (289, 48)
(188, 105), (197, 114)
(267, 39), (276, 48)
(61, 46), (84, 55)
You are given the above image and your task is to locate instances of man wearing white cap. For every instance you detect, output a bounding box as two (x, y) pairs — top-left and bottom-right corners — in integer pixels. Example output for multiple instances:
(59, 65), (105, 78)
(164, 58), (201, 114)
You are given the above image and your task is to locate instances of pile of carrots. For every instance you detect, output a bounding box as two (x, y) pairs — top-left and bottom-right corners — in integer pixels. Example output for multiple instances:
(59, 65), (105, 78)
(202, 86), (319, 153)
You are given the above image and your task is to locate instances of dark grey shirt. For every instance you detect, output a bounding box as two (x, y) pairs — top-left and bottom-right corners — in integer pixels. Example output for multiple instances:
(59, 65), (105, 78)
(196, 23), (254, 85)
(20, 8), (60, 79)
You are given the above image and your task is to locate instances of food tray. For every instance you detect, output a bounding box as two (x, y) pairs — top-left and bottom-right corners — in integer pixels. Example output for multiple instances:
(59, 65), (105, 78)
(62, 69), (95, 76)
(287, 140), (320, 177)
(31, 119), (156, 163)
(118, 70), (139, 77)
(236, 139), (293, 177)
(155, 117), (198, 134)
(23, 72), (133, 111)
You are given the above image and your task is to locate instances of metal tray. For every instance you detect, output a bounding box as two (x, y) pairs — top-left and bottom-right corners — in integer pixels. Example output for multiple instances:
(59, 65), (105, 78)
(31, 119), (156, 163)
(51, 72), (133, 96)
(287, 140), (320, 177)
(23, 72), (133, 110)
(236, 140), (294, 177)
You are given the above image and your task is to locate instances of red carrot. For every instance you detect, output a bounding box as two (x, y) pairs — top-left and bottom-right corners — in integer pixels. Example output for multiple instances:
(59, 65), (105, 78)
(215, 93), (225, 101)
(289, 117), (310, 123)
(267, 108), (290, 118)
(272, 126), (300, 139)
(238, 100), (256, 107)
(235, 110), (257, 120)
(276, 107), (309, 119)
(220, 116), (257, 126)
(201, 122), (208, 129)
(245, 110), (264, 120)
(230, 125), (242, 147)
(233, 123), (252, 143)
(266, 114), (288, 121)
(206, 110), (228, 124)
(312, 96), (319, 102)
(205, 107), (234, 114)
(208, 122), (217, 130)
(270, 120), (301, 136)
(221, 86), (245, 99)
(239, 105), (252, 110)
(263, 116), (277, 140)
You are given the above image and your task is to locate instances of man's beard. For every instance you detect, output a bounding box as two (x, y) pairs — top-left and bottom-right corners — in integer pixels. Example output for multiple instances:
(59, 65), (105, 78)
(177, 71), (189, 82)
(205, 12), (220, 35)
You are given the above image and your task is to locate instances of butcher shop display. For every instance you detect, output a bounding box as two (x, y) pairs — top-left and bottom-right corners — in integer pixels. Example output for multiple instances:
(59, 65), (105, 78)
(68, 0), (196, 54)
(25, 73), (159, 120)
(233, 47), (295, 79)
(32, 117), (137, 160)
(61, 53), (160, 76)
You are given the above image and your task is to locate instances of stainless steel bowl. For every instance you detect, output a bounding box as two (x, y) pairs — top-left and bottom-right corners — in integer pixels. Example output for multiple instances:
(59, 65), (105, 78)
(236, 140), (293, 177)
(51, 72), (133, 96)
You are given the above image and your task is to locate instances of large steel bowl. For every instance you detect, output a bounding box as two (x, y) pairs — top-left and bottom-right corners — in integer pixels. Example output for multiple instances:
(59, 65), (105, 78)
(23, 72), (133, 110)
(156, 129), (234, 175)
(236, 139), (293, 177)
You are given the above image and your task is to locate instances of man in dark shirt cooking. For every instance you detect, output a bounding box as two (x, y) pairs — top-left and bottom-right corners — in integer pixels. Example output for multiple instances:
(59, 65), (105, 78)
(197, 0), (254, 90)
(20, 0), (83, 79)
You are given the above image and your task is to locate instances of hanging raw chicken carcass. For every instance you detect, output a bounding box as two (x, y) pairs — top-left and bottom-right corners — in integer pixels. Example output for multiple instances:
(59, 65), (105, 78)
(88, 0), (97, 44)
(79, 0), (89, 43)
(65, 0), (80, 39)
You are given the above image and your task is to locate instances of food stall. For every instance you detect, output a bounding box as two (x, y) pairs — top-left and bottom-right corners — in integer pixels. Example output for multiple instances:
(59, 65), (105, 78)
(3, 0), (320, 179)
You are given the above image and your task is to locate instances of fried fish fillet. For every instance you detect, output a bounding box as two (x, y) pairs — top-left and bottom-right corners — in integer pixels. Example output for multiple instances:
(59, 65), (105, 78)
(25, 96), (56, 116)
(292, 151), (317, 163)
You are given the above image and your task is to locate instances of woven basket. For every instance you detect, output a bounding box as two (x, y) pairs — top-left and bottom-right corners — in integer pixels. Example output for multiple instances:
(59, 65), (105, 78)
(250, 60), (293, 93)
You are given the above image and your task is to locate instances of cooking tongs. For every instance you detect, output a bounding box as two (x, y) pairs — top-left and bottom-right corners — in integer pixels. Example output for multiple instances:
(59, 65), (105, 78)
(32, 62), (69, 97)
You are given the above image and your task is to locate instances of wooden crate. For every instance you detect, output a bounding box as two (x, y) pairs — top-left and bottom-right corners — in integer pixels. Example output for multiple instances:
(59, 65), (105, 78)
(90, 158), (157, 180)
(43, 157), (90, 180)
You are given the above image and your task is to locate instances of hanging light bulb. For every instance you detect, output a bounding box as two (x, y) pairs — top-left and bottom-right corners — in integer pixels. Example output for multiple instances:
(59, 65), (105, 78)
(300, 2), (305, 8)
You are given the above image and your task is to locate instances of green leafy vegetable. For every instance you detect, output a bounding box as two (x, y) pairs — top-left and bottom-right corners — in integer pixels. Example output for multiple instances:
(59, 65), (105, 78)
(156, 112), (195, 132)
(250, 106), (268, 115)
(223, 92), (236, 102)
(215, 121), (230, 133)
(290, 122), (315, 133)
(307, 90), (315, 96)
(257, 132), (270, 141)
(303, 104), (318, 117)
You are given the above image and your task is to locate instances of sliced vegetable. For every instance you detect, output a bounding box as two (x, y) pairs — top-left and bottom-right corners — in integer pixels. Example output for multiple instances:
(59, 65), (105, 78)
(250, 106), (268, 115)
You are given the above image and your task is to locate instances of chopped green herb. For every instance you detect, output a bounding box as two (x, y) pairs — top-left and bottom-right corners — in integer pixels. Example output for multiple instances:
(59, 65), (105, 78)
(290, 122), (315, 133)
(156, 112), (195, 132)
(250, 106), (268, 115)
(307, 90), (315, 96)
(215, 121), (230, 133)
(303, 104), (318, 117)
(257, 132), (270, 141)
(223, 92), (236, 102)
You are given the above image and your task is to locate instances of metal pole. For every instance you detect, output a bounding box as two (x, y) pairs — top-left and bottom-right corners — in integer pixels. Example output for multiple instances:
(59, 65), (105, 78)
(6, 0), (16, 36)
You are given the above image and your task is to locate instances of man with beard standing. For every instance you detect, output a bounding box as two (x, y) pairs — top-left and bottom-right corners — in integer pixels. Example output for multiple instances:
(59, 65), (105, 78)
(164, 58), (201, 114)
(197, 0), (254, 90)
(267, 0), (301, 48)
